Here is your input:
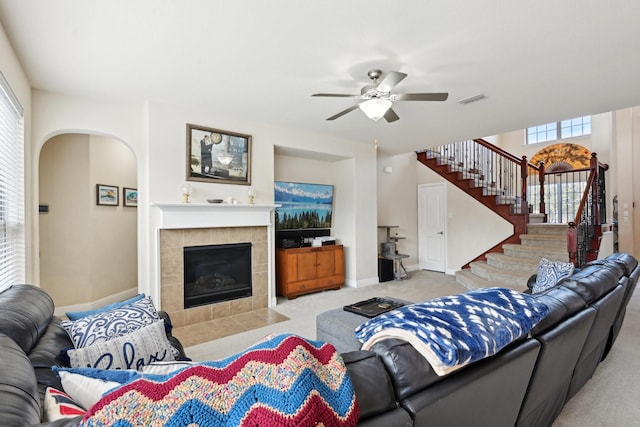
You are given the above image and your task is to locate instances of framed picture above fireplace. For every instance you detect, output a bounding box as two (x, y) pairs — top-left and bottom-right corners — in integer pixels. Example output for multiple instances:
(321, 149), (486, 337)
(186, 123), (251, 185)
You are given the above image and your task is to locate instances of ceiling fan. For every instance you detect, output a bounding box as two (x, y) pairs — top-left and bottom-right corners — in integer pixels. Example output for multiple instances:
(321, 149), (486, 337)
(312, 69), (448, 122)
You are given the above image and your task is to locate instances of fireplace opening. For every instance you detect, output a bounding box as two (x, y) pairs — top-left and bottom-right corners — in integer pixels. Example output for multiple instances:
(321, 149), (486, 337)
(183, 242), (252, 309)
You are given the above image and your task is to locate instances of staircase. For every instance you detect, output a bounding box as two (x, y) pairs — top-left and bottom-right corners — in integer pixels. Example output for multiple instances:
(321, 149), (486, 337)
(417, 139), (607, 290)
(416, 139), (576, 291)
(416, 142), (528, 267)
(455, 224), (569, 291)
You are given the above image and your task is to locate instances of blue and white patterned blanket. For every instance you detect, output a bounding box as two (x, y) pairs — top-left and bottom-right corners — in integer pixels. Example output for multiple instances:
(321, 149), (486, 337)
(355, 287), (549, 376)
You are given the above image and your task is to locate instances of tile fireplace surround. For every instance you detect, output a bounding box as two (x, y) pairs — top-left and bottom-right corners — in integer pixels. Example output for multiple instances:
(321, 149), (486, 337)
(152, 203), (278, 328)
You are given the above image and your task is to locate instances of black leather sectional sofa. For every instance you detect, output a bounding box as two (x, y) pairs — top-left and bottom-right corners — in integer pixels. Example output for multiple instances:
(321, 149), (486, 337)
(343, 253), (639, 427)
(0, 253), (637, 426)
(0, 284), (185, 427)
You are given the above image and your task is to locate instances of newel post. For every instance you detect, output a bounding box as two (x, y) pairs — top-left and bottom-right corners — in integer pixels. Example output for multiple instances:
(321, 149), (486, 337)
(520, 156), (529, 215)
(590, 153), (600, 228)
(567, 221), (578, 267)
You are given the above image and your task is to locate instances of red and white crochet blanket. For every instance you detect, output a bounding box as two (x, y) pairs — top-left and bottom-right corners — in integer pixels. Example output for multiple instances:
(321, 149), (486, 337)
(80, 334), (360, 426)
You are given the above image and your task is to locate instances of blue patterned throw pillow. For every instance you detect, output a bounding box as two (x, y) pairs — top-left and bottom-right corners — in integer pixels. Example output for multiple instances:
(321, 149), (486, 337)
(65, 294), (145, 321)
(533, 258), (575, 293)
(61, 296), (160, 348)
(66, 320), (175, 370)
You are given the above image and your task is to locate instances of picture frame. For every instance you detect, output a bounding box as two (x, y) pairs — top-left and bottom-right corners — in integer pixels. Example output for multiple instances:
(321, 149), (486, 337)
(186, 123), (251, 185)
(96, 184), (119, 206)
(123, 187), (138, 207)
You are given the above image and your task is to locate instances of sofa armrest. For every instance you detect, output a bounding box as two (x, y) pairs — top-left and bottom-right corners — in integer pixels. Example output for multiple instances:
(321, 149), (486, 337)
(0, 333), (41, 426)
(158, 310), (187, 359)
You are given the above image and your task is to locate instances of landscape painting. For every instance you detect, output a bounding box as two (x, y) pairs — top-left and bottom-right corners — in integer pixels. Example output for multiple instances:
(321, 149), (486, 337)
(274, 181), (334, 230)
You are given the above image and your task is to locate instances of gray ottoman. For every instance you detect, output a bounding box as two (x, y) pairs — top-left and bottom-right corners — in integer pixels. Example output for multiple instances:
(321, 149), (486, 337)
(316, 297), (411, 354)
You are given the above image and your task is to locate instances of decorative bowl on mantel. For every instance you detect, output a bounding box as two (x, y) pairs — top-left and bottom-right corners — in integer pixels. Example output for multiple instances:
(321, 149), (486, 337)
(207, 199), (224, 204)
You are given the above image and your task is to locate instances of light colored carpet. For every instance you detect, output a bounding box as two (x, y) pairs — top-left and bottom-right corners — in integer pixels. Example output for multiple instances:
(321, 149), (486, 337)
(551, 286), (640, 426)
(186, 270), (465, 361)
(185, 269), (640, 426)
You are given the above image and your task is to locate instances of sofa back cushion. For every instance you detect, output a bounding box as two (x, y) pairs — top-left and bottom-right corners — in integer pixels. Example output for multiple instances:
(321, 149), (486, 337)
(601, 253), (638, 276)
(531, 286), (586, 334)
(557, 263), (622, 304)
(0, 333), (42, 426)
(369, 338), (442, 401)
(0, 284), (54, 354)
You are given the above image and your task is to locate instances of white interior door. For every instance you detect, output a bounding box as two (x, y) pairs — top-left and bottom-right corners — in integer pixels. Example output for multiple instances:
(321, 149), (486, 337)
(418, 183), (446, 272)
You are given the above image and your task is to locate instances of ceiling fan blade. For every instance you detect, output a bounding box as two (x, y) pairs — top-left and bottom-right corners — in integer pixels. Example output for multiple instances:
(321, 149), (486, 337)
(326, 104), (360, 120)
(384, 108), (400, 123)
(394, 93), (449, 101)
(376, 71), (407, 93)
(312, 93), (360, 98)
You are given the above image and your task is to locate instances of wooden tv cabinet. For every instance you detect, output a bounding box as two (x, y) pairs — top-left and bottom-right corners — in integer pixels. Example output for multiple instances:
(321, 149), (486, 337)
(276, 244), (344, 299)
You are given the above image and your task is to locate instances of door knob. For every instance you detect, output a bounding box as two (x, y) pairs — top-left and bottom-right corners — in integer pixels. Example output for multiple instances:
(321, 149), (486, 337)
(437, 231), (444, 235)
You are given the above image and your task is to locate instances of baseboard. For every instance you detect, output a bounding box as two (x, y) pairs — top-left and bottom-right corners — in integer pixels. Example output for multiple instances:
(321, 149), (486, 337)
(405, 263), (419, 272)
(345, 276), (380, 288)
(54, 288), (139, 318)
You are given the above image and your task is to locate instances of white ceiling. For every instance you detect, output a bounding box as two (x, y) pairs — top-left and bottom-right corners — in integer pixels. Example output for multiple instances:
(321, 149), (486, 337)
(1, 0), (640, 154)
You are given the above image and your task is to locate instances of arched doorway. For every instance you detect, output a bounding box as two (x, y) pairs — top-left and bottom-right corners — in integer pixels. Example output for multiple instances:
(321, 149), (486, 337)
(38, 133), (137, 308)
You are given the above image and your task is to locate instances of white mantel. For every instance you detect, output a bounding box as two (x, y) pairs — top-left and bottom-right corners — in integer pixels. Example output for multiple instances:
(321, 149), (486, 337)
(152, 203), (279, 229)
(148, 202), (280, 309)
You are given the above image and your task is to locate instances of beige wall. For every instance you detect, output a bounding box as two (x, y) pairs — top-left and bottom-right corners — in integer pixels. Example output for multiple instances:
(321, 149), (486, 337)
(39, 134), (137, 305)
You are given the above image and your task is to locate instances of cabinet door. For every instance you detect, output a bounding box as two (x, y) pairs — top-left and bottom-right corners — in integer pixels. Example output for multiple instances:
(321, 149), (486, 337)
(295, 251), (319, 281)
(315, 249), (336, 278)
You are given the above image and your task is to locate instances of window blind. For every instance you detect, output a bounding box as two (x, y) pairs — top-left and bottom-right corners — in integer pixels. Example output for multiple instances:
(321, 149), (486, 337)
(0, 70), (25, 292)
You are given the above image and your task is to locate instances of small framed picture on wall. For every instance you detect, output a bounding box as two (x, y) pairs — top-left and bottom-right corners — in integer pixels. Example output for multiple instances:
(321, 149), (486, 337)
(96, 184), (119, 206)
(123, 187), (138, 207)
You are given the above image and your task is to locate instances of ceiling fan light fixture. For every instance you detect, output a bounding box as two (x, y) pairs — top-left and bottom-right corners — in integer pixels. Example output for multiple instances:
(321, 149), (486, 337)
(359, 98), (392, 122)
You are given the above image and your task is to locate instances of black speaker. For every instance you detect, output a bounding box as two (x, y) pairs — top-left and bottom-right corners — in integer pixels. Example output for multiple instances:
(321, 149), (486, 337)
(378, 258), (394, 282)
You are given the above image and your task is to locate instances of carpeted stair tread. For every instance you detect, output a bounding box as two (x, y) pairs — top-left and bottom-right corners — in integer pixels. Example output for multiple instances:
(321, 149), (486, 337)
(485, 253), (540, 272)
(525, 223), (570, 235)
(469, 261), (532, 287)
(454, 269), (526, 292)
(519, 233), (567, 249)
(502, 243), (569, 262)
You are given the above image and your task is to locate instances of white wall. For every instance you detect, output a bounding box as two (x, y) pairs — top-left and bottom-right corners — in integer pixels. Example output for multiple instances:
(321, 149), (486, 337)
(273, 153), (362, 285)
(416, 163), (512, 273)
(29, 95), (381, 306)
(614, 109), (637, 255)
(143, 101), (379, 300)
(376, 151), (513, 275)
(377, 152), (419, 268)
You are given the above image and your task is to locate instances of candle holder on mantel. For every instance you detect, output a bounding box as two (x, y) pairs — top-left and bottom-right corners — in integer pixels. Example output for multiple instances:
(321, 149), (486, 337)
(247, 187), (255, 204)
(182, 183), (193, 203)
